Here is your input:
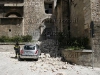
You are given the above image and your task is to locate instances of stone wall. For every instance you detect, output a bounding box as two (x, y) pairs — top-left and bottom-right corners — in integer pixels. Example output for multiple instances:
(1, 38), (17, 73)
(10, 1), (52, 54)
(55, 0), (69, 34)
(23, 0), (57, 40)
(0, 0), (24, 37)
(83, 0), (91, 37)
(70, 0), (85, 37)
(55, 0), (62, 32)
(0, 0), (57, 40)
(62, 50), (93, 66)
(90, 0), (100, 67)
(0, 21), (23, 37)
(69, 0), (100, 67)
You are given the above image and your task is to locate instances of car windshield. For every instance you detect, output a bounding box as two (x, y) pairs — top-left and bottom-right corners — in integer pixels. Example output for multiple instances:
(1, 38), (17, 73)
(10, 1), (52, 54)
(24, 45), (35, 50)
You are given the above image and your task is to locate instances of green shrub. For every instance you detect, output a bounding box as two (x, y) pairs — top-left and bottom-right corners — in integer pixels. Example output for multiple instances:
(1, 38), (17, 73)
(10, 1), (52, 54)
(66, 37), (90, 49)
(0, 36), (10, 42)
(57, 32), (68, 47)
(57, 32), (90, 49)
(11, 36), (22, 42)
(22, 35), (32, 42)
(0, 35), (32, 42)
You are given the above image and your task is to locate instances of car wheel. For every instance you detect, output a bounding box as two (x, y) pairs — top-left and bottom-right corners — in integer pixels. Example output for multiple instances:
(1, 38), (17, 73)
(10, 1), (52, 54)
(18, 55), (22, 61)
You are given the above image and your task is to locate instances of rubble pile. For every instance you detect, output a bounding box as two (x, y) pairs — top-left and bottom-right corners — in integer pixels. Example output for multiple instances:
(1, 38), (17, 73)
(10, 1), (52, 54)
(40, 39), (58, 57)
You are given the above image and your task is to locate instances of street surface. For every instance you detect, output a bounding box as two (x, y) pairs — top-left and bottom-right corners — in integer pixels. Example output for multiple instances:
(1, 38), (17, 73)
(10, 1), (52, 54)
(0, 45), (100, 75)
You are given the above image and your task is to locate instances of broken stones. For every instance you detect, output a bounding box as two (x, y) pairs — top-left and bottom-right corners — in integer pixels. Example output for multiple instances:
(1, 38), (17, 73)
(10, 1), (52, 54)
(56, 73), (63, 75)
(62, 66), (67, 69)
(45, 53), (51, 58)
(52, 68), (57, 72)
(40, 53), (45, 58)
(40, 39), (58, 57)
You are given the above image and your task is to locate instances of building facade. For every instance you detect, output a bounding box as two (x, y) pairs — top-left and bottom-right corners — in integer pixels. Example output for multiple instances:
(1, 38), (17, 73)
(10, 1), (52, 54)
(55, 0), (100, 67)
(0, 0), (57, 40)
(0, 0), (23, 37)
(1, 0), (100, 67)
(70, 0), (100, 67)
(55, 0), (69, 36)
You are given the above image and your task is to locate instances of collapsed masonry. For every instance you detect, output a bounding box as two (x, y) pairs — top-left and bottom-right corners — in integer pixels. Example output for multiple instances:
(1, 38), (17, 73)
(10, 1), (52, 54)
(40, 39), (58, 57)
(1, 0), (100, 67)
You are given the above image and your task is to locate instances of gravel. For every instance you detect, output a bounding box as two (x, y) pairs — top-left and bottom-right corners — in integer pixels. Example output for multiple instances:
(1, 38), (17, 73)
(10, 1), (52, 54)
(0, 45), (100, 75)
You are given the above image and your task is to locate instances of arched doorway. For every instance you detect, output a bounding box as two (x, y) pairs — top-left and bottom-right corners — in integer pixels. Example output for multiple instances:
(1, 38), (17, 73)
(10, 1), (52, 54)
(39, 18), (55, 40)
(39, 18), (58, 57)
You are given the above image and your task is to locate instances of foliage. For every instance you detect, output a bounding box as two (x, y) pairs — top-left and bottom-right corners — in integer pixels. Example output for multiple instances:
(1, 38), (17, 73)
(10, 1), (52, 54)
(57, 32), (68, 47)
(57, 32), (90, 49)
(21, 35), (32, 42)
(11, 36), (22, 42)
(68, 37), (90, 49)
(0, 35), (32, 42)
(0, 36), (10, 42)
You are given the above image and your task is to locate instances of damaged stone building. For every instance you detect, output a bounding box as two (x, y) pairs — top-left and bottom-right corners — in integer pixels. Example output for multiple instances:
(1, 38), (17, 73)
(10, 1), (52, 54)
(73, 0), (100, 67)
(0, 0), (57, 40)
(0, 0), (24, 37)
(55, 0), (100, 67)
(0, 0), (100, 67)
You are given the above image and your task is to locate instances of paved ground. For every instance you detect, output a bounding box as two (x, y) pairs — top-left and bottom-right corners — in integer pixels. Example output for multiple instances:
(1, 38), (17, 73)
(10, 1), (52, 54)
(0, 45), (100, 75)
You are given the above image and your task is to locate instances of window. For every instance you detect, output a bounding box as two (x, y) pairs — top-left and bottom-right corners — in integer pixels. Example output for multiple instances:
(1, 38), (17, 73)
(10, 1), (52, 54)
(24, 45), (35, 50)
(49, 4), (52, 8)
(44, 2), (53, 14)
(9, 29), (11, 32)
